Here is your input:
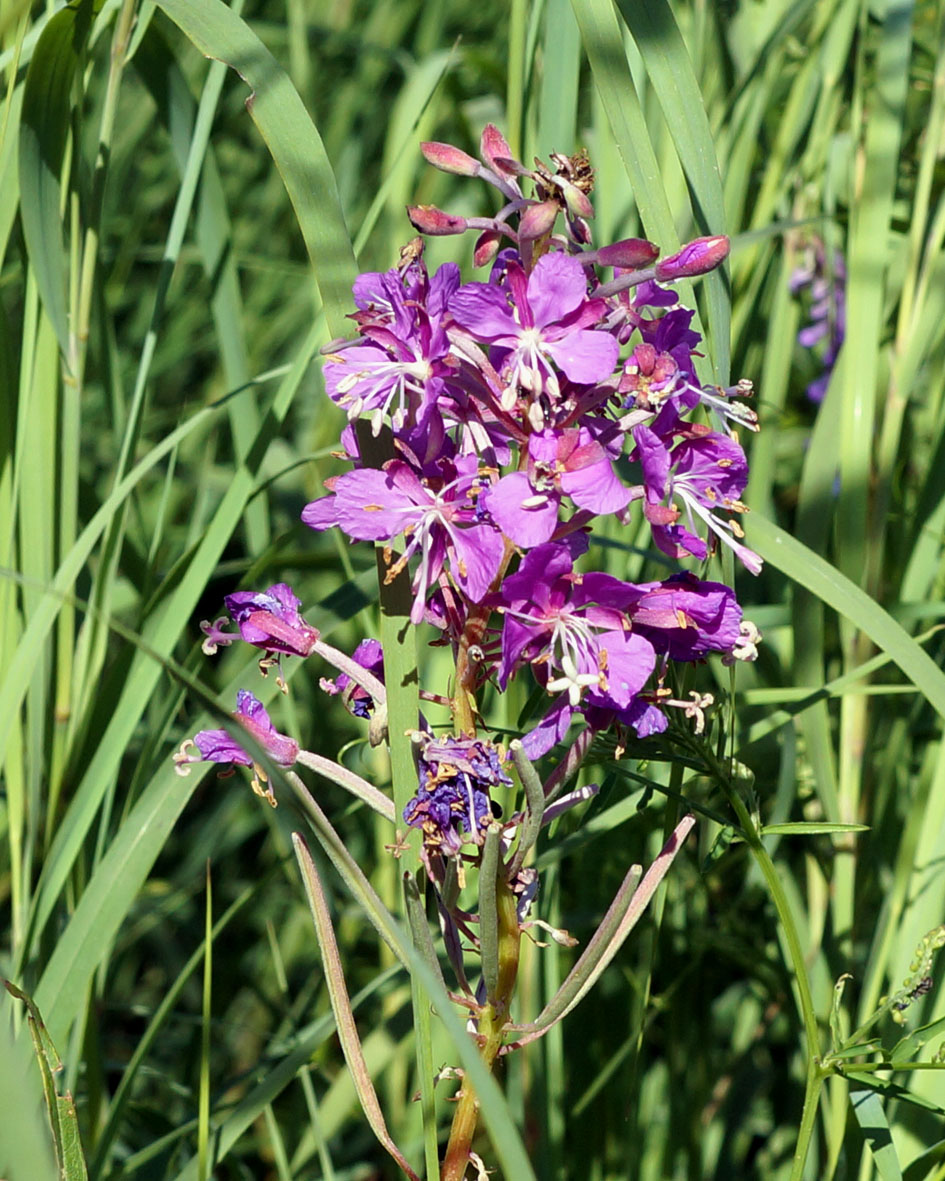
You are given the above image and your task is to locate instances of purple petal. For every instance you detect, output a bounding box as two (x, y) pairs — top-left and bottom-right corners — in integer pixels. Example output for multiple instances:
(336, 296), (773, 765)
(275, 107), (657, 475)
(521, 696), (573, 758)
(485, 472), (559, 547)
(526, 253), (589, 328)
(450, 282), (518, 341)
(559, 454), (629, 516)
(543, 328), (619, 384)
(449, 523), (505, 603)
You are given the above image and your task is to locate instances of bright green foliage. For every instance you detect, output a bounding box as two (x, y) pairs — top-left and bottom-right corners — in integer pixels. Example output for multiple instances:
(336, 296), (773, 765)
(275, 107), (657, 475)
(2, 1), (945, 1179)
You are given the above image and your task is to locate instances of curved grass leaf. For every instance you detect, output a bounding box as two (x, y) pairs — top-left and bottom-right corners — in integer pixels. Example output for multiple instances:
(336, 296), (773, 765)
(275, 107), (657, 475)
(747, 514), (945, 721)
(153, 0), (357, 338)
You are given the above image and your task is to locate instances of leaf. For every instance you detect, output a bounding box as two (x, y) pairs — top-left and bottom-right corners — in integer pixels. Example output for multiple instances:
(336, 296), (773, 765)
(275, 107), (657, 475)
(153, 0), (357, 338)
(746, 515), (945, 722)
(762, 822), (870, 836)
(851, 1088), (903, 1181)
(18, 0), (95, 360)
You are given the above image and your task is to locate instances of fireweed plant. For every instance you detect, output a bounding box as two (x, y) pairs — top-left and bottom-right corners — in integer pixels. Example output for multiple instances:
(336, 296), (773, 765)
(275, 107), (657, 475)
(174, 127), (764, 1178)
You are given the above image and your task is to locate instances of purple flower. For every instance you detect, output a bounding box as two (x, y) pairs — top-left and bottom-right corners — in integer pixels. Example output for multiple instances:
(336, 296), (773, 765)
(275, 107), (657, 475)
(624, 573), (743, 660)
(634, 425), (762, 574)
(173, 690), (299, 803)
(320, 638), (384, 718)
(325, 262), (461, 436)
(790, 240), (845, 404)
(496, 543), (656, 711)
(484, 426), (630, 547)
(201, 583), (319, 660)
(403, 733), (511, 853)
(450, 252), (618, 411)
(302, 458), (504, 624)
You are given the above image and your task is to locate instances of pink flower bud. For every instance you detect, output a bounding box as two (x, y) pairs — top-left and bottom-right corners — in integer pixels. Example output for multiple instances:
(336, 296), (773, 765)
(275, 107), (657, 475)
(518, 199), (559, 241)
(559, 181), (594, 220)
(596, 237), (660, 269)
(473, 230), (502, 268)
(480, 124), (519, 177)
(655, 235), (730, 280)
(406, 205), (468, 235)
(420, 141), (480, 177)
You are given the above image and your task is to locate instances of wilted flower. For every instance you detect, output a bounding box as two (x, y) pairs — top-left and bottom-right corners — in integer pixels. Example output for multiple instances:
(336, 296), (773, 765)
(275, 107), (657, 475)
(403, 734), (512, 853)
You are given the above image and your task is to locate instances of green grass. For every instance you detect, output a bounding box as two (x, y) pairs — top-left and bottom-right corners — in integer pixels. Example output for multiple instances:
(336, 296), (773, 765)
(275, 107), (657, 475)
(2, 0), (945, 1178)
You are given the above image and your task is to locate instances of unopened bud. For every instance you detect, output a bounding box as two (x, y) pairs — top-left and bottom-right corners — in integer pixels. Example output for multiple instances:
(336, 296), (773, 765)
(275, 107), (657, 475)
(559, 180), (594, 220)
(473, 230), (502, 268)
(655, 235), (729, 280)
(406, 205), (468, 236)
(420, 141), (480, 177)
(596, 237), (660, 269)
(480, 124), (519, 177)
(518, 199), (559, 241)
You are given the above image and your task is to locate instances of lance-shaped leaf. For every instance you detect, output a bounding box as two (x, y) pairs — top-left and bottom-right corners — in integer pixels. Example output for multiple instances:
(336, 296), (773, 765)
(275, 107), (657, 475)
(285, 771), (406, 969)
(509, 814), (695, 1044)
(479, 825), (503, 999)
(507, 741), (545, 878)
(295, 749), (395, 823)
(293, 834), (420, 1181)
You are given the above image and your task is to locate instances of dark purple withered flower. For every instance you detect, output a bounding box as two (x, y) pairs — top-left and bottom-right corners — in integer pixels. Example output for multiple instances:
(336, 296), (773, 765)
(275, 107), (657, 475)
(403, 733), (512, 853)
(201, 583), (319, 660)
(173, 689), (298, 803)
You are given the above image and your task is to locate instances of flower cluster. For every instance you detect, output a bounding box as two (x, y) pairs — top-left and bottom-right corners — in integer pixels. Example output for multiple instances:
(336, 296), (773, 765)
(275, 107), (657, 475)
(173, 126), (761, 852)
(302, 125), (760, 796)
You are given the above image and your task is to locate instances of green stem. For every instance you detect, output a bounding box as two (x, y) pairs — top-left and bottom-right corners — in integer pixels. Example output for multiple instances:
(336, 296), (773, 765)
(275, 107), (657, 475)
(440, 877), (521, 1180)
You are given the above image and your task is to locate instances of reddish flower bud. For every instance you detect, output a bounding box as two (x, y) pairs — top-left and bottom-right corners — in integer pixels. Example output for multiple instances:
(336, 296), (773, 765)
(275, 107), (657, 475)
(406, 205), (468, 235)
(596, 237), (660, 269)
(480, 124), (519, 178)
(420, 141), (480, 177)
(518, 199), (559, 241)
(655, 235), (730, 280)
(473, 230), (502, 268)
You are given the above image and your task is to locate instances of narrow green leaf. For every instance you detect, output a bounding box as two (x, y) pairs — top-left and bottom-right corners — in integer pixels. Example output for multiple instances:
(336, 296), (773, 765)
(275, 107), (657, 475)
(747, 514), (945, 722)
(762, 822), (870, 836)
(18, 0), (95, 359)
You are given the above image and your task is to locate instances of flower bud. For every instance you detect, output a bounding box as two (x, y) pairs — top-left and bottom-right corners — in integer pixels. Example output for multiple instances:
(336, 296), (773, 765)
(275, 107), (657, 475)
(420, 141), (480, 177)
(473, 230), (502, 268)
(406, 204), (468, 235)
(480, 123), (519, 178)
(559, 180), (594, 221)
(655, 235), (730, 280)
(596, 237), (660, 269)
(518, 199), (559, 241)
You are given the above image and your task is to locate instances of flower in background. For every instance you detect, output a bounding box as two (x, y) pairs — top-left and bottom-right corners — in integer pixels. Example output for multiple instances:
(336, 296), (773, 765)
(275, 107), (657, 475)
(789, 237), (846, 403)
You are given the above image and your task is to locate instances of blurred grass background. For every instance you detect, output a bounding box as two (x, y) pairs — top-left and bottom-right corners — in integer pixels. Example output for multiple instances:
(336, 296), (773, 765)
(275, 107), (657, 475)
(2, 0), (945, 1177)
